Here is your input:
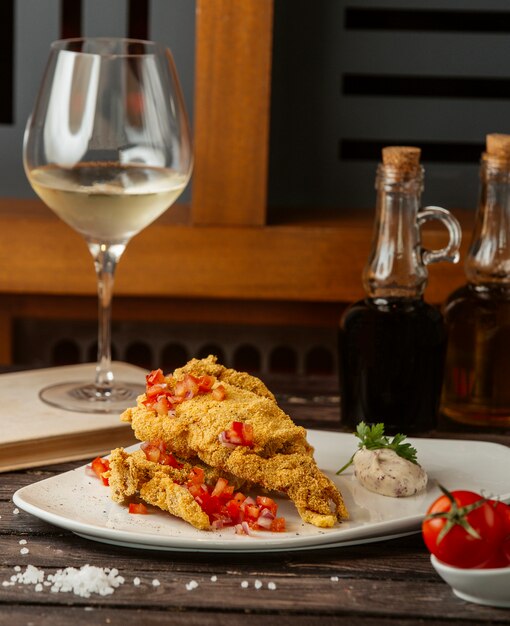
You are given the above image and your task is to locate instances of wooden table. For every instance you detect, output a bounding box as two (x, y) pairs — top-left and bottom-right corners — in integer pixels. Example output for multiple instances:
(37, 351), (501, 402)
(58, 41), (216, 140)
(1, 376), (509, 626)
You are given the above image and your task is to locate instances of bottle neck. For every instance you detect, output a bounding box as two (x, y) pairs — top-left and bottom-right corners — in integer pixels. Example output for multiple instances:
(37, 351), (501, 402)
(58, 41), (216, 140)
(466, 156), (510, 287)
(362, 164), (427, 299)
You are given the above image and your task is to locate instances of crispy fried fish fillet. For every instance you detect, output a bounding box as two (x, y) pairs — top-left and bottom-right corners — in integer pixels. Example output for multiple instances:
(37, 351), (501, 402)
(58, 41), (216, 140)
(121, 356), (348, 527)
(107, 448), (210, 530)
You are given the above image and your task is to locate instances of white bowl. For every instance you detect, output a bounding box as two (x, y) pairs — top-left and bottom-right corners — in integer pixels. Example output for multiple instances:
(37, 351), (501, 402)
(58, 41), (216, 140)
(431, 555), (510, 608)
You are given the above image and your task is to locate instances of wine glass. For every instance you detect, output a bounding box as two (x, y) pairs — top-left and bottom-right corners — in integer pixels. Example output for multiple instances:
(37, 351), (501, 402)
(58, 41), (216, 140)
(23, 38), (192, 413)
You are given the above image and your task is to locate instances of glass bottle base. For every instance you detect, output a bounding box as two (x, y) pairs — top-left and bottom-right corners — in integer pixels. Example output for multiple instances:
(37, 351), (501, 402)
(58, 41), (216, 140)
(441, 404), (510, 428)
(39, 380), (145, 414)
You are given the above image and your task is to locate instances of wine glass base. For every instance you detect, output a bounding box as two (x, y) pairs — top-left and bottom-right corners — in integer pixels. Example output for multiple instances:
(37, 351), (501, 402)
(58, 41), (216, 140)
(39, 380), (145, 414)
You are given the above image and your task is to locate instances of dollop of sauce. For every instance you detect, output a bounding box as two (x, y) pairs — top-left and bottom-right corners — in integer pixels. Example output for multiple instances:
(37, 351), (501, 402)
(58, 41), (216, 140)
(352, 447), (428, 497)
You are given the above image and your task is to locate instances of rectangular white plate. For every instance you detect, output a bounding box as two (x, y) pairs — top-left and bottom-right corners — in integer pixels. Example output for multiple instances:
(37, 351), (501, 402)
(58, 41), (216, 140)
(13, 430), (510, 553)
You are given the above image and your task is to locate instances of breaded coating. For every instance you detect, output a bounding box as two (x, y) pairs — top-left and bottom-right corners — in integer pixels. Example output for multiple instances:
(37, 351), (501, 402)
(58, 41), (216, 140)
(121, 355), (348, 527)
(174, 357), (277, 402)
(139, 475), (210, 531)
(107, 447), (210, 530)
(107, 448), (190, 503)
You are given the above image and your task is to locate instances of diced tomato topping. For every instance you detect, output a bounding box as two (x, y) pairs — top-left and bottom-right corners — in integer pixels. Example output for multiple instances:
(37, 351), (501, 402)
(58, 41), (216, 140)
(256, 496), (278, 516)
(270, 517), (286, 532)
(141, 440), (183, 468)
(143, 368), (226, 416)
(211, 385), (226, 401)
(218, 421), (254, 448)
(142, 443), (161, 463)
(233, 492), (247, 505)
(197, 375), (215, 391)
(211, 477), (229, 498)
(188, 466), (205, 486)
(243, 504), (260, 521)
(152, 395), (170, 416)
(226, 499), (241, 522)
(129, 502), (148, 515)
(184, 470), (285, 533)
(146, 369), (165, 386)
(158, 451), (182, 468)
(91, 456), (110, 486)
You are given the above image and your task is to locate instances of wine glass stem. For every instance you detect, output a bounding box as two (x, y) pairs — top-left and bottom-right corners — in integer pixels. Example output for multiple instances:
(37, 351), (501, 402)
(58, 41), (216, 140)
(88, 242), (126, 391)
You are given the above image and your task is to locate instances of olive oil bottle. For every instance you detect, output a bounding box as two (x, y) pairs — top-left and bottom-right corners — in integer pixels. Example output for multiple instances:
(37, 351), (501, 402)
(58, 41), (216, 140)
(441, 134), (510, 428)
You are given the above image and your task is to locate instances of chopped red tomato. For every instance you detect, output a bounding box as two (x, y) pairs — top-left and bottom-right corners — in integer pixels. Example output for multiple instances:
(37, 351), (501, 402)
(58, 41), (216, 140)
(211, 477), (229, 498)
(219, 421), (254, 448)
(211, 385), (226, 401)
(256, 496), (278, 517)
(143, 369), (226, 416)
(141, 440), (183, 468)
(188, 466), (205, 486)
(129, 502), (148, 515)
(197, 375), (215, 391)
(91, 456), (110, 486)
(270, 517), (286, 532)
(184, 468), (285, 533)
(146, 369), (165, 386)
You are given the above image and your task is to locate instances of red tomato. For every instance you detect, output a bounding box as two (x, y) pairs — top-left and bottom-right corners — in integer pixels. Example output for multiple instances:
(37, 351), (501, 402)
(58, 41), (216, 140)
(422, 489), (506, 568)
(197, 375), (215, 391)
(270, 517), (286, 532)
(129, 502), (148, 515)
(490, 500), (510, 566)
(256, 496), (278, 517)
(188, 467), (205, 486)
(503, 536), (510, 563)
(91, 457), (110, 486)
(490, 500), (510, 533)
(146, 369), (165, 386)
(211, 385), (226, 401)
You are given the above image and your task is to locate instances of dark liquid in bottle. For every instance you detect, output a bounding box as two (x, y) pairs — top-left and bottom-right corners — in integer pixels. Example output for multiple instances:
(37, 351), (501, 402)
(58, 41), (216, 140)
(441, 285), (510, 427)
(339, 298), (447, 434)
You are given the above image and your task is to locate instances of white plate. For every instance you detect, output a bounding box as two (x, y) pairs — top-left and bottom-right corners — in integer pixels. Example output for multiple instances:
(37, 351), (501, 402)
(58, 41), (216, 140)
(13, 430), (510, 553)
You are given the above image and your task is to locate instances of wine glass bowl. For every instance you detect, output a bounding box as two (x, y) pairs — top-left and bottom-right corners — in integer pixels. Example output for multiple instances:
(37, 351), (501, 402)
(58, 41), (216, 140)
(23, 38), (192, 413)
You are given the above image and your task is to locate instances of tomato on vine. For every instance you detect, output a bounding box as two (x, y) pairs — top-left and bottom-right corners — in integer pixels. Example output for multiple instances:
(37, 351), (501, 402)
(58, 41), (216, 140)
(422, 486), (508, 568)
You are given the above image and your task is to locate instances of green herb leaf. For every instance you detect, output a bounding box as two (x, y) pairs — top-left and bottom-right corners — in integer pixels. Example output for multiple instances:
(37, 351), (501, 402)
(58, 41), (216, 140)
(336, 421), (418, 475)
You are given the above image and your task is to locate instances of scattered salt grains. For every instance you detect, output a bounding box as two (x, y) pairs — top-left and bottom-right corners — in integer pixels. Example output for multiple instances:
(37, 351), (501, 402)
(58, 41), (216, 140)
(330, 576), (339, 582)
(2, 564), (125, 598)
(210, 575), (218, 582)
(241, 580), (249, 588)
(133, 577), (141, 586)
(267, 582), (277, 590)
(19, 539), (27, 545)
(152, 579), (160, 587)
(254, 580), (263, 590)
(20, 547), (29, 555)
(47, 565), (125, 598)
(185, 580), (199, 591)
(13, 508), (19, 515)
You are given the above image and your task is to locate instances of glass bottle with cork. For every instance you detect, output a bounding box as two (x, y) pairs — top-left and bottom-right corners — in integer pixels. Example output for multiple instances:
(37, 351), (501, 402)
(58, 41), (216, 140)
(339, 146), (461, 434)
(441, 133), (510, 428)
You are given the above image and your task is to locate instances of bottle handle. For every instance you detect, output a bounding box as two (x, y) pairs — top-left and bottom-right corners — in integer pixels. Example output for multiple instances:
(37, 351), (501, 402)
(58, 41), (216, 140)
(417, 205), (462, 266)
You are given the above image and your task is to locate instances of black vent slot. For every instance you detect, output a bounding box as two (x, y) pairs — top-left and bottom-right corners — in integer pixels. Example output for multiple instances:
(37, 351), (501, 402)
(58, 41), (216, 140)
(0, 0), (14, 124)
(345, 8), (510, 33)
(343, 75), (510, 100)
(128, 0), (150, 40)
(61, 0), (82, 39)
(340, 140), (484, 164)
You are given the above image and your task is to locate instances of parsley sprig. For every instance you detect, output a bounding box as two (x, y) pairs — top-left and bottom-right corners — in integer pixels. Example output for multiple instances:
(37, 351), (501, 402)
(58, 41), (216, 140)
(336, 421), (418, 475)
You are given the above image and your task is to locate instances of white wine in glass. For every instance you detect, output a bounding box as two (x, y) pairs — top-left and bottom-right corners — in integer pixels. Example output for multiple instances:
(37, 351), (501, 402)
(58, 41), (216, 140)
(23, 38), (192, 413)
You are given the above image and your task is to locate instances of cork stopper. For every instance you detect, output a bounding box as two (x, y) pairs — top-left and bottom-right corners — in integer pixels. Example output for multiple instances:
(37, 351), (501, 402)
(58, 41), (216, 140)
(382, 146), (421, 171)
(486, 133), (510, 160)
